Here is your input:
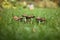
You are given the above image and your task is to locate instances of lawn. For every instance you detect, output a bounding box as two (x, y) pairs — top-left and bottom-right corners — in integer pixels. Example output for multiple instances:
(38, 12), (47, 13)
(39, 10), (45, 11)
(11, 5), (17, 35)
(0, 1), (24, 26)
(0, 7), (60, 40)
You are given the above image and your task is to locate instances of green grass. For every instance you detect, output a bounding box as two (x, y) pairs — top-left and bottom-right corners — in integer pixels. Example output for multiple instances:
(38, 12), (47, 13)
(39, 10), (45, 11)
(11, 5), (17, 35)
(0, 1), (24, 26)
(0, 7), (60, 40)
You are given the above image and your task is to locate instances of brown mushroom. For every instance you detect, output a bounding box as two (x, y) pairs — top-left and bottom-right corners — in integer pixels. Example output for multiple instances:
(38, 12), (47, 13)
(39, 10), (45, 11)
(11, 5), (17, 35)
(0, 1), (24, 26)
(29, 15), (35, 18)
(22, 14), (27, 17)
(26, 15), (35, 23)
(36, 17), (46, 24)
(22, 14), (35, 23)
(36, 17), (41, 23)
(13, 16), (23, 21)
(25, 16), (32, 22)
(22, 14), (28, 22)
(13, 16), (19, 21)
(18, 17), (23, 21)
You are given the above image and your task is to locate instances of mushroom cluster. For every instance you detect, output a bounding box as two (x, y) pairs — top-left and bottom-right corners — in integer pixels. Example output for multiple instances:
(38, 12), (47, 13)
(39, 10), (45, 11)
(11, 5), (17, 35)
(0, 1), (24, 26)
(13, 14), (46, 24)
(22, 14), (35, 23)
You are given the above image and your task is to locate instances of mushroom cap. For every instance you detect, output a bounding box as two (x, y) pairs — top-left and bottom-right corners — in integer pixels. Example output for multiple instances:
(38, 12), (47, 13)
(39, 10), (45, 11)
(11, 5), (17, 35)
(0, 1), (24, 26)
(26, 16), (32, 19)
(19, 17), (23, 20)
(29, 15), (35, 18)
(13, 16), (19, 21)
(13, 16), (23, 21)
(13, 16), (18, 19)
(36, 17), (42, 20)
(22, 14), (27, 17)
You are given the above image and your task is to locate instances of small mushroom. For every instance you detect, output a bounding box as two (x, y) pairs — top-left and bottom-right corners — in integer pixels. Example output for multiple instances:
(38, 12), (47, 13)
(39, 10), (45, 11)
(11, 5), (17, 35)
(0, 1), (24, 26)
(13, 16), (19, 21)
(25, 16), (32, 22)
(36, 17), (46, 24)
(28, 15), (35, 23)
(13, 16), (23, 21)
(36, 17), (41, 24)
(26, 15), (35, 22)
(26, 16), (31, 19)
(18, 17), (23, 21)
(22, 14), (27, 17)
(22, 14), (28, 22)
(22, 14), (35, 23)
(29, 15), (35, 18)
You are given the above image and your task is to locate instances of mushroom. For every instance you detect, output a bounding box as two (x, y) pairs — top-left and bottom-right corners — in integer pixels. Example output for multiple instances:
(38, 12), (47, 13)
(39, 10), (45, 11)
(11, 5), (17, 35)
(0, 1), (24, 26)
(18, 17), (23, 22)
(29, 15), (35, 18)
(22, 14), (27, 17)
(25, 16), (32, 22)
(25, 15), (35, 23)
(36, 17), (46, 24)
(36, 17), (41, 24)
(13, 16), (23, 21)
(13, 16), (19, 21)
(22, 14), (28, 22)
(22, 14), (35, 23)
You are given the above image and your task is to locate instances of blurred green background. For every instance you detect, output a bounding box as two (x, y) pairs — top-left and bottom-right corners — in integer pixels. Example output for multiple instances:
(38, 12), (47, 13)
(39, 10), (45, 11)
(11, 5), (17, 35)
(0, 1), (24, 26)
(0, 0), (60, 40)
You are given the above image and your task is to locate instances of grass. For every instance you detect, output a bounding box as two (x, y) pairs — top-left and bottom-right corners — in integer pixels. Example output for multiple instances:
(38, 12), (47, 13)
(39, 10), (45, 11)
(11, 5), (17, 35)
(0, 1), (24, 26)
(0, 7), (60, 40)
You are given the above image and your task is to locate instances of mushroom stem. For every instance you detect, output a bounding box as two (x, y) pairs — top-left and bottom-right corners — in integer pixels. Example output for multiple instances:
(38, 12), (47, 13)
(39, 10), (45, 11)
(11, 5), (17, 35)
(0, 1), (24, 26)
(24, 17), (27, 22)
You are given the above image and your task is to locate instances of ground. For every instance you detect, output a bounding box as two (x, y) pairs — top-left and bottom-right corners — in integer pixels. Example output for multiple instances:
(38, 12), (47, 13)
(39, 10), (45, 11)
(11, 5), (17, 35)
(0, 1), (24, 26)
(0, 7), (60, 40)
